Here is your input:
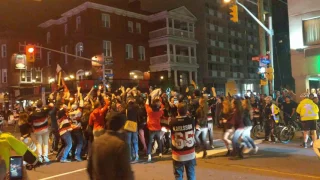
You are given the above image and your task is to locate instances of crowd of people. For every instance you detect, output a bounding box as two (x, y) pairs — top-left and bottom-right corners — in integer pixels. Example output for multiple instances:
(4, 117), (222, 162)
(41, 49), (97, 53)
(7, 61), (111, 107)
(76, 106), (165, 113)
(0, 79), (320, 179)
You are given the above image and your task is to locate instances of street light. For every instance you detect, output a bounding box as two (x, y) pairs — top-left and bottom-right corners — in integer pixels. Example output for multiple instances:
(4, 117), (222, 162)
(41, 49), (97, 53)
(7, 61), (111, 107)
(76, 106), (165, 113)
(133, 75), (137, 79)
(160, 76), (164, 80)
(70, 75), (75, 79)
(223, 0), (231, 3)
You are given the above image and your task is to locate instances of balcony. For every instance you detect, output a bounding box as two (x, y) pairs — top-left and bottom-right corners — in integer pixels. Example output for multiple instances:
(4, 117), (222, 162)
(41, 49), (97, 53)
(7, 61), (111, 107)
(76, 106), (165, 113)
(150, 54), (197, 65)
(149, 27), (195, 39)
(208, 55), (226, 63)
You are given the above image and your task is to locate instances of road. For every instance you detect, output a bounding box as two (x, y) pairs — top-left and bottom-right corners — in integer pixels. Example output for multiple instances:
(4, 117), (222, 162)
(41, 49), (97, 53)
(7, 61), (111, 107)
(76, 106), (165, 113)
(26, 140), (320, 180)
(3, 125), (320, 180)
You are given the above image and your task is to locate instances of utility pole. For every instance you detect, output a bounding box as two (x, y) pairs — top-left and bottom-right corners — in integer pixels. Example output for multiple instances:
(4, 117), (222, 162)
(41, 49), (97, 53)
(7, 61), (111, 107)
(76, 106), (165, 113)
(258, 0), (268, 95)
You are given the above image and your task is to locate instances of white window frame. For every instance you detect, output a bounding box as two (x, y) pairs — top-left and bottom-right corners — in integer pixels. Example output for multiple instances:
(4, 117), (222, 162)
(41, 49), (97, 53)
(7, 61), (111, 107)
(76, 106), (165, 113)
(76, 16), (81, 30)
(102, 13), (111, 28)
(64, 24), (68, 36)
(64, 45), (68, 64)
(136, 23), (141, 33)
(47, 51), (51, 66)
(46, 32), (51, 44)
(75, 42), (83, 57)
(103, 41), (112, 57)
(1, 44), (7, 58)
(126, 44), (133, 59)
(2, 69), (7, 83)
(128, 21), (133, 33)
(138, 46), (145, 60)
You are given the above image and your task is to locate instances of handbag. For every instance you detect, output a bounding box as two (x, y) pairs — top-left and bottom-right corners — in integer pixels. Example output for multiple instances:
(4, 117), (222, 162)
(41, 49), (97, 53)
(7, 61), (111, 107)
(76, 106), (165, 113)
(124, 109), (137, 132)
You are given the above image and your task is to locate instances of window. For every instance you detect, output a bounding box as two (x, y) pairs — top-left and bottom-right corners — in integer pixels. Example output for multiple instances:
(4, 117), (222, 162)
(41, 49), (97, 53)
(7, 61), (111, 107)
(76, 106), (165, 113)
(103, 41), (112, 57)
(102, 13), (110, 28)
(128, 21), (133, 33)
(64, 45), (68, 64)
(105, 69), (113, 80)
(1, 44), (6, 58)
(126, 44), (133, 59)
(46, 32), (50, 44)
(35, 46), (42, 60)
(75, 42), (83, 57)
(136, 23), (141, 33)
(20, 70), (42, 83)
(64, 24), (68, 36)
(76, 16), (81, 30)
(303, 17), (320, 46)
(2, 69), (7, 83)
(138, 46), (145, 60)
(47, 51), (51, 66)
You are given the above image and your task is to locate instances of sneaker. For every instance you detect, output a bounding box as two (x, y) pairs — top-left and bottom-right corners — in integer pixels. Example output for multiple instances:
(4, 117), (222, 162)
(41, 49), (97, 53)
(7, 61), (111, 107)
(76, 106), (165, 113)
(238, 146), (244, 159)
(303, 142), (308, 148)
(243, 147), (252, 154)
(225, 150), (231, 156)
(75, 157), (83, 162)
(134, 154), (139, 161)
(147, 154), (152, 162)
(43, 156), (50, 163)
(211, 145), (215, 149)
(254, 146), (259, 154)
(60, 159), (72, 163)
(159, 153), (162, 158)
(38, 156), (43, 163)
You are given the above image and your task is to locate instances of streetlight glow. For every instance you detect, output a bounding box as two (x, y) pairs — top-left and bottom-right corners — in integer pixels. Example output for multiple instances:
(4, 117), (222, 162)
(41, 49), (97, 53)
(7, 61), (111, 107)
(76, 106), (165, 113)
(70, 75), (75, 79)
(133, 75), (137, 79)
(224, 0), (231, 3)
(160, 76), (164, 80)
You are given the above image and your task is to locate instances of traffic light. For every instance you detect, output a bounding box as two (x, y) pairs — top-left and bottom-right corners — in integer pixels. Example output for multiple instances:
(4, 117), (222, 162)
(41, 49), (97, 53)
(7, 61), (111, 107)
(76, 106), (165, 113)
(265, 66), (274, 81)
(26, 44), (35, 63)
(229, 5), (239, 23)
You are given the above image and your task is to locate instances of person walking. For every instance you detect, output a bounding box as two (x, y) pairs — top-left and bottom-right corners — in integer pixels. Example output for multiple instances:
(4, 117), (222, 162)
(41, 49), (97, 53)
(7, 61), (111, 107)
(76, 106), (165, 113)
(241, 99), (258, 154)
(87, 112), (134, 180)
(170, 102), (196, 180)
(296, 93), (319, 148)
(220, 98), (234, 156)
(230, 98), (245, 159)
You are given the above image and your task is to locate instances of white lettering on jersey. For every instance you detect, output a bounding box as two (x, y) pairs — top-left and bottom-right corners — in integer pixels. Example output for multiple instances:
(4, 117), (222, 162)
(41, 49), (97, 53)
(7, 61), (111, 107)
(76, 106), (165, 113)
(172, 130), (195, 150)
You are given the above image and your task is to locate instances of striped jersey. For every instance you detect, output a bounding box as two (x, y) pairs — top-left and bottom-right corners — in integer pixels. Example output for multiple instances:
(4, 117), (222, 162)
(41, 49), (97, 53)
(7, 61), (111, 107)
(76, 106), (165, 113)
(57, 109), (72, 136)
(28, 108), (50, 134)
(169, 116), (195, 162)
(69, 109), (82, 130)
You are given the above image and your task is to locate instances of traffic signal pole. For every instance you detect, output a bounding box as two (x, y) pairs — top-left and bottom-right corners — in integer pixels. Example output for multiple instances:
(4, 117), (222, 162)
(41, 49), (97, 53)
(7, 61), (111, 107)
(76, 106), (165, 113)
(235, 0), (274, 95)
(20, 43), (111, 90)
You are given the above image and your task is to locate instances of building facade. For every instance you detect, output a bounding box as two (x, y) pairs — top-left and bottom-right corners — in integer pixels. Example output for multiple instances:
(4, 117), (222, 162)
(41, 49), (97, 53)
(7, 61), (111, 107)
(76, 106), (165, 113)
(288, 0), (320, 97)
(38, 1), (198, 90)
(140, 0), (271, 95)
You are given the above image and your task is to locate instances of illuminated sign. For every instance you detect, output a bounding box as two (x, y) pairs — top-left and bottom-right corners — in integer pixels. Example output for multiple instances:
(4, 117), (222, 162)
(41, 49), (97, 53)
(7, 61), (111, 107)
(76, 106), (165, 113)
(15, 54), (26, 69)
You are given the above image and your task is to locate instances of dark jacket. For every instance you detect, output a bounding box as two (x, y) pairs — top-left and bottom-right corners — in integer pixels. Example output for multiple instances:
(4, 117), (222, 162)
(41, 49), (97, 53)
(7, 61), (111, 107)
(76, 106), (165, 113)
(232, 109), (244, 130)
(87, 130), (134, 180)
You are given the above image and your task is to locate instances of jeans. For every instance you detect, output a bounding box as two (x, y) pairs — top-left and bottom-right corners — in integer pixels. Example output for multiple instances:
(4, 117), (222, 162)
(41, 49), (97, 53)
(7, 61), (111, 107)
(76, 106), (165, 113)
(35, 131), (50, 157)
(147, 130), (162, 155)
(127, 131), (139, 158)
(241, 126), (256, 149)
(173, 159), (196, 180)
(51, 129), (60, 152)
(232, 129), (244, 154)
(222, 129), (234, 150)
(207, 122), (214, 146)
(71, 129), (83, 159)
(195, 128), (208, 151)
(60, 131), (73, 161)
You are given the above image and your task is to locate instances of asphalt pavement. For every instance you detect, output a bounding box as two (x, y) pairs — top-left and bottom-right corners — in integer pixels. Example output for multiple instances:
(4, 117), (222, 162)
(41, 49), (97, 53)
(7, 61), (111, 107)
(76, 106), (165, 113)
(2, 124), (320, 180)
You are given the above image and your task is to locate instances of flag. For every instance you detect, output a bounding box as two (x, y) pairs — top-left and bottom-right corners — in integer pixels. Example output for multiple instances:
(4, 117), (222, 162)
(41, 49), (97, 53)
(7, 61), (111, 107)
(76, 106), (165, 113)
(56, 64), (62, 73)
(56, 64), (62, 87)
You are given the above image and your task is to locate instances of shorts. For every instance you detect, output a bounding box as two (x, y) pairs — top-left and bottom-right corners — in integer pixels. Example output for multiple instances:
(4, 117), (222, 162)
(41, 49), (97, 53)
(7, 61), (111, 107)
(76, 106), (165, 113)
(301, 120), (317, 131)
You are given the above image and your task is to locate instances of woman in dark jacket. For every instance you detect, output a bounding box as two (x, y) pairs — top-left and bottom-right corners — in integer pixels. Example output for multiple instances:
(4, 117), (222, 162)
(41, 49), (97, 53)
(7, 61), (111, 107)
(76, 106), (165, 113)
(231, 98), (245, 159)
(195, 97), (209, 158)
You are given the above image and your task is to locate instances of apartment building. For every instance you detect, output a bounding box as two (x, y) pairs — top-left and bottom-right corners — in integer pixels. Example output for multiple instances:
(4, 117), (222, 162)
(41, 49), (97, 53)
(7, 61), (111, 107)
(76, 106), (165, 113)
(38, 1), (198, 90)
(140, 0), (271, 95)
(288, 0), (320, 97)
